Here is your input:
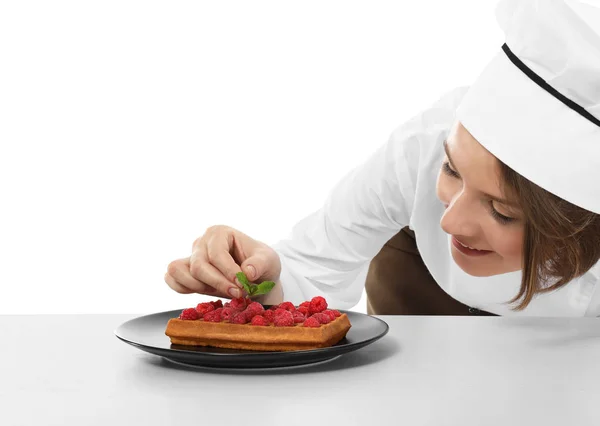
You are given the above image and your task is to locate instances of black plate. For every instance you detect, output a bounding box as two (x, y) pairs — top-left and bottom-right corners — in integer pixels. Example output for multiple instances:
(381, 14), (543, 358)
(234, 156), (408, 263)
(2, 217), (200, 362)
(115, 309), (389, 369)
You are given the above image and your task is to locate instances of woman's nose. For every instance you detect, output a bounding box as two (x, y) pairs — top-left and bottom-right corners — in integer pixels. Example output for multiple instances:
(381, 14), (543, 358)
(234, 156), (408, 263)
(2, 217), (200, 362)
(440, 193), (479, 237)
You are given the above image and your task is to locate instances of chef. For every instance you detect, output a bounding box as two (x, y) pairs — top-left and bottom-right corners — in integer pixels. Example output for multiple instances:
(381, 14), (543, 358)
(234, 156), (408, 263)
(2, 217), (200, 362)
(165, 0), (600, 317)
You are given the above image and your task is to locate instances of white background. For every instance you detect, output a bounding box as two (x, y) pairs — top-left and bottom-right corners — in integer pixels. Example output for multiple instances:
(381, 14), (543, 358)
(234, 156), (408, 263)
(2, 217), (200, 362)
(0, 0), (502, 314)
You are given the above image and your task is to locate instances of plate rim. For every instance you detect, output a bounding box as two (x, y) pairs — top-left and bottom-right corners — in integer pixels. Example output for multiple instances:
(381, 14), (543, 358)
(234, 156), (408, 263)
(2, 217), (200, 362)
(161, 354), (344, 372)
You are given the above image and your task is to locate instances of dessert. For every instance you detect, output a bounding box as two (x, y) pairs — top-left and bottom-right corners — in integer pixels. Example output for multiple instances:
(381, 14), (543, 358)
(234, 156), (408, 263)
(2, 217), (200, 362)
(165, 295), (352, 352)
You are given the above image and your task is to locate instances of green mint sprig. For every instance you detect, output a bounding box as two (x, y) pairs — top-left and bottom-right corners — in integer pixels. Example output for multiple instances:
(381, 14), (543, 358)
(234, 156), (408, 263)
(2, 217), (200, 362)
(236, 271), (276, 297)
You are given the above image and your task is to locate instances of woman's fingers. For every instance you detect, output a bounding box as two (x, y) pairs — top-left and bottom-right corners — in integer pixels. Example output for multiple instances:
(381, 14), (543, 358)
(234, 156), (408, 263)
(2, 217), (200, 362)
(205, 231), (245, 284)
(189, 250), (244, 298)
(164, 272), (194, 294)
(165, 258), (218, 295)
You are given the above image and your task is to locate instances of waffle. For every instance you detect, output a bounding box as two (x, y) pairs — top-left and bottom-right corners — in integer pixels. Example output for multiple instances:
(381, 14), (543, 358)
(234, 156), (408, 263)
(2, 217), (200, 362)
(165, 314), (351, 351)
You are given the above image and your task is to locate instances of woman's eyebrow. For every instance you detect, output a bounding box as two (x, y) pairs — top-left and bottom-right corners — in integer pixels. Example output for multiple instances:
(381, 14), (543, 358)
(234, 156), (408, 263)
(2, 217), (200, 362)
(442, 140), (519, 208)
(443, 140), (460, 173)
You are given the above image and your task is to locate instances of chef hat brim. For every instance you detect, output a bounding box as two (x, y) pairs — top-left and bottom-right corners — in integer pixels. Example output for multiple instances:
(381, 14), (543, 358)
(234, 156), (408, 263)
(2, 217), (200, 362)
(456, 48), (600, 215)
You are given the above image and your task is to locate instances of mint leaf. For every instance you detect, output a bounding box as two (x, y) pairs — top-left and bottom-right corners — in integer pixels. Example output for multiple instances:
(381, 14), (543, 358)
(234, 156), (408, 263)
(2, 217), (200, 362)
(252, 280), (276, 296)
(235, 272), (252, 294)
(235, 272), (275, 297)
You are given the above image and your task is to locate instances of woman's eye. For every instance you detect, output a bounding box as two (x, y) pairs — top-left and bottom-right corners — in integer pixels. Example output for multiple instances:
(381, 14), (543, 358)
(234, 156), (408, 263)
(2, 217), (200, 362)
(489, 202), (515, 225)
(442, 162), (460, 179)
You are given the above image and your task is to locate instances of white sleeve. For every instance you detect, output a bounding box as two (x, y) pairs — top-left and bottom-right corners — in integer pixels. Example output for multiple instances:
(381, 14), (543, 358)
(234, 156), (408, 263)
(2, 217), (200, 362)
(272, 88), (467, 308)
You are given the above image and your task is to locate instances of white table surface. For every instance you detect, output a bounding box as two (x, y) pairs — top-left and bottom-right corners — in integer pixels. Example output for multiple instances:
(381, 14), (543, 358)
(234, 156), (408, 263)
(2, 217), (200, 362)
(1, 314), (599, 426)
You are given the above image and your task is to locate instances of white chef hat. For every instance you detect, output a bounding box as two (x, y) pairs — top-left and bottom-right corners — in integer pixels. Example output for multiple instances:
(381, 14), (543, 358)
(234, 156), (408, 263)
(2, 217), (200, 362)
(456, 0), (600, 214)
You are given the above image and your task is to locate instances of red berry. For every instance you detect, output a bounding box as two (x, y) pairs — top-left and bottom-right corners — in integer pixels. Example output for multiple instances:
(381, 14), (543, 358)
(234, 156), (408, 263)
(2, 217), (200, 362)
(230, 297), (247, 310)
(243, 311), (256, 322)
(221, 307), (234, 321)
(263, 310), (276, 323)
(179, 308), (199, 320)
(322, 310), (336, 321)
(196, 302), (214, 313)
(224, 301), (231, 308)
(203, 309), (222, 322)
(210, 300), (223, 309)
(312, 313), (331, 324)
(292, 311), (306, 323)
(309, 296), (327, 314)
(274, 308), (289, 317)
(332, 309), (341, 317)
(269, 304), (280, 310)
(250, 315), (268, 326)
(230, 312), (248, 324)
(249, 301), (265, 309)
(244, 301), (265, 317)
(273, 310), (294, 327)
(299, 301), (310, 308)
(196, 302), (215, 317)
(278, 301), (296, 312)
(303, 317), (321, 327)
(298, 306), (309, 315)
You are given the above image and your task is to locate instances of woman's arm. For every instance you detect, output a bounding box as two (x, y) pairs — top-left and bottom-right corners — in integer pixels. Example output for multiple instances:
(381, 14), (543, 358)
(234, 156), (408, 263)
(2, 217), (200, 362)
(272, 87), (469, 308)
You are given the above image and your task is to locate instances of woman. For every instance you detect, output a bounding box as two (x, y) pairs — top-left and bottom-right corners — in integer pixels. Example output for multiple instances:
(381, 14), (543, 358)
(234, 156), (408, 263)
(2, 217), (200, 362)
(165, 0), (600, 316)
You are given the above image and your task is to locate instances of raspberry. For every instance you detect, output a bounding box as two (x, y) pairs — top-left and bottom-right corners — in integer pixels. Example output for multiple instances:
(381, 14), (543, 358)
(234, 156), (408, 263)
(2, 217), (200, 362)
(221, 307), (234, 321)
(273, 310), (294, 327)
(303, 317), (321, 327)
(230, 312), (249, 324)
(269, 304), (280, 311)
(210, 300), (223, 309)
(309, 296), (327, 314)
(312, 313), (331, 324)
(249, 301), (265, 310)
(322, 310), (337, 321)
(242, 311), (256, 322)
(299, 301), (310, 308)
(196, 302), (215, 317)
(179, 308), (199, 320)
(224, 301), (231, 308)
(230, 297), (247, 310)
(244, 301), (265, 317)
(332, 309), (341, 317)
(274, 308), (289, 318)
(263, 310), (276, 323)
(250, 315), (268, 326)
(292, 311), (306, 323)
(278, 301), (296, 312)
(203, 309), (222, 322)
(297, 306), (309, 315)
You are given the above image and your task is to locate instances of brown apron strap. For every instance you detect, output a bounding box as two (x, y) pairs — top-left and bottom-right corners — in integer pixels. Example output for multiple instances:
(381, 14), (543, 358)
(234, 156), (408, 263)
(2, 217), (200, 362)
(365, 227), (498, 316)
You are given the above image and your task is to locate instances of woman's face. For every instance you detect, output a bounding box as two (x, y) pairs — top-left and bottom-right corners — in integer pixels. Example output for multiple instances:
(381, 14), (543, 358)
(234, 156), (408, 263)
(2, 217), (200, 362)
(436, 121), (525, 277)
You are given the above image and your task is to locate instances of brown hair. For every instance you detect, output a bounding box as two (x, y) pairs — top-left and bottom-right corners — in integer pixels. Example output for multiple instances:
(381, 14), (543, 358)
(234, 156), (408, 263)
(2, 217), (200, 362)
(499, 163), (600, 310)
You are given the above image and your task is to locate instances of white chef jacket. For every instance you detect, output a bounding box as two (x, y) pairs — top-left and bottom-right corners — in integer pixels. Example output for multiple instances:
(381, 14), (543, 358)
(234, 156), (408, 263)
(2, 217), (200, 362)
(272, 86), (600, 317)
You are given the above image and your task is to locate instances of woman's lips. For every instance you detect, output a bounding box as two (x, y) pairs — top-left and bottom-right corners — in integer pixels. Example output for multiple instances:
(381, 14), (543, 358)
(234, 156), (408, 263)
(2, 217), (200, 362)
(451, 236), (493, 257)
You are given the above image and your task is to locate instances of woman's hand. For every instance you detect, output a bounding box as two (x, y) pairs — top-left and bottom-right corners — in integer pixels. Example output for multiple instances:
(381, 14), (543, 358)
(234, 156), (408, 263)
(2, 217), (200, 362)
(165, 225), (282, 299)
